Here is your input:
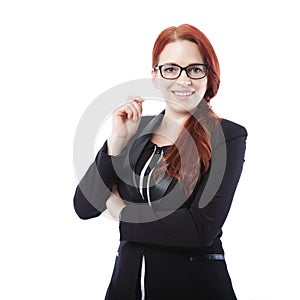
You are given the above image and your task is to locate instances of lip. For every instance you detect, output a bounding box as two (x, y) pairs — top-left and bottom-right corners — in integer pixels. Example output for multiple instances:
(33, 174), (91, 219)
(171, 90), (195, 97)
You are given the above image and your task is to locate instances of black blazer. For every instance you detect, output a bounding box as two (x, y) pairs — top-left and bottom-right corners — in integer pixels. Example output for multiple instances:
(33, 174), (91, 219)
(73, 111), (247, 299)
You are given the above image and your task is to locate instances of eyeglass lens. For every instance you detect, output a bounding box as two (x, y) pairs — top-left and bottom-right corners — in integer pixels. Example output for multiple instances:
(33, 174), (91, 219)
(160, 64), (207, 79)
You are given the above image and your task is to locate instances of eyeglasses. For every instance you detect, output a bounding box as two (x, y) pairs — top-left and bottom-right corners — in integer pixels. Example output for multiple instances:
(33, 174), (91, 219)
(154, 63), (209, 80)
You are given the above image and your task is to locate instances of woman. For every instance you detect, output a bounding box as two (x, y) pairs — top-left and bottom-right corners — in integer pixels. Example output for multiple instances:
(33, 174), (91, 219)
(74, 24), (247, 300)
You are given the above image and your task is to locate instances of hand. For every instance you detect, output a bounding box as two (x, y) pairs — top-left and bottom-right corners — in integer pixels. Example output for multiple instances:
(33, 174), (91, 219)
(106, 185), (126, 221)
(107, 97), (144, 155)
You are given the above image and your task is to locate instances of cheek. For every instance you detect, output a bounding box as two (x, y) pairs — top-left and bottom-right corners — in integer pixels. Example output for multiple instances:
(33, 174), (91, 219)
(158, 78), (173, 91)
(196, 80), (208, 93)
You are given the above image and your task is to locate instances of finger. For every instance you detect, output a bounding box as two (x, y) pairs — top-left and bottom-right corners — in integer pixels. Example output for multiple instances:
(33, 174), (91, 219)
(131, 99), (143, 118)
(125, 104), (141, 121)
(123, 105), (135, 120)
(127, 95), (144, 103)
(134, 96), (144, 104)
(114, 104), (131, 119)
(126, 101), (142, 121)
(127, 96), (144, 112)
(114, 97), (143, 121)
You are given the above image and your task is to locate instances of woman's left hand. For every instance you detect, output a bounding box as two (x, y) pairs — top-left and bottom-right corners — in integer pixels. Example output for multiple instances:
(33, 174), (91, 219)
(106, 185), (126, 221)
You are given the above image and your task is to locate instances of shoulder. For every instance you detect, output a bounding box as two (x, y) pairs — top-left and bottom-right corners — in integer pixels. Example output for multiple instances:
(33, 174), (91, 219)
(219, 118), (248, 142)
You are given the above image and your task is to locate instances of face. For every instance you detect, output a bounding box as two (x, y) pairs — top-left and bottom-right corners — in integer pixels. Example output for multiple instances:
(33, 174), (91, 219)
(152, 40), (208, 116)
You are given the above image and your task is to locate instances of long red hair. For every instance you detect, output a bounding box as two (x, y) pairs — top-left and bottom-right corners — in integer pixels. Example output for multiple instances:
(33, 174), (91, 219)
(152, 24), (221, 196)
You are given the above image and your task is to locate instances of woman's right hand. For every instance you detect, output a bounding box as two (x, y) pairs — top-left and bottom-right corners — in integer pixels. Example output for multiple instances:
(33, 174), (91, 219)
(107, 97), (144, 155)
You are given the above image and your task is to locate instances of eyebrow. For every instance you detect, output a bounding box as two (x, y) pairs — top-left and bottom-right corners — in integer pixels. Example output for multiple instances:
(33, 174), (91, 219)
(160, 62), (205, 66)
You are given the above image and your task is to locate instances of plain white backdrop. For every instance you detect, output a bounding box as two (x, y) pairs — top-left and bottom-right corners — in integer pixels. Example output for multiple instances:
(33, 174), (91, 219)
(1, 0), (299, 299)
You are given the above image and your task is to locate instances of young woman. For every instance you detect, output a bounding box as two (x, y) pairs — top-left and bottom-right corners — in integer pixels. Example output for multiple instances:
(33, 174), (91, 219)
(74, 24), (247, 300)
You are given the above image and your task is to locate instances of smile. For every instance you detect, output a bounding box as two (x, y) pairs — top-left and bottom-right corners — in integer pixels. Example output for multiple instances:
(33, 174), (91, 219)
(172, 91), (195, 97)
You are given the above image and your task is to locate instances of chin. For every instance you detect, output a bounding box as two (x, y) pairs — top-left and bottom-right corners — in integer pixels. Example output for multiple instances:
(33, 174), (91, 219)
(167, 102), (199, 116)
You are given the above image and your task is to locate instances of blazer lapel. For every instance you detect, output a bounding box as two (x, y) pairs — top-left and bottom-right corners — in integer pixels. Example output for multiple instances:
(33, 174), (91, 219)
(122, 110), (175, 203)
(150, 171), (174, 209)
(128, 111), (164, 172)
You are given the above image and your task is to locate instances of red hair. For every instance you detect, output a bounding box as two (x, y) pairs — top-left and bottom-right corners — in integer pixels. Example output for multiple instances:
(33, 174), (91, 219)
(152, 24), (221, 196)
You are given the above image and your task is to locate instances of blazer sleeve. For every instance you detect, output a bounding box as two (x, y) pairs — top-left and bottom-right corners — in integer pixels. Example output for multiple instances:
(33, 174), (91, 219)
(73, 141), (125, 219)
(73, 116), (154, 220)
(119, 122), (247, 248)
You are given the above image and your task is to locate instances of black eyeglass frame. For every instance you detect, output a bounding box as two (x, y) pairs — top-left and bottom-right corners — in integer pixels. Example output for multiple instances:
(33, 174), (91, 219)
(154, 63), (209, 80)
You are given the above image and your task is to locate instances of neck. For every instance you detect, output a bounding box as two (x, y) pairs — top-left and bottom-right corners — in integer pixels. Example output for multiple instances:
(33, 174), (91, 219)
(163, 105), (195, 126)
(156, 108), (191, 143)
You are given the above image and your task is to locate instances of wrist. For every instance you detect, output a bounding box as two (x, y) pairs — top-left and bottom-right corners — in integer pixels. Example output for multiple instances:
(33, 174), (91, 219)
(118, 205), (126, 222)
(107, 135), (129, 156)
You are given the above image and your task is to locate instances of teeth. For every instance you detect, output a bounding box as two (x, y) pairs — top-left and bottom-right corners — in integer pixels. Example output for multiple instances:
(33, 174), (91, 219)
(174, 91), (193, 97)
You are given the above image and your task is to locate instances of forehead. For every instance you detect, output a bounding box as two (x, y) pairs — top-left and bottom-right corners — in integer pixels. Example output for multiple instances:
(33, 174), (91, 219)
(158, 40), (204, 65)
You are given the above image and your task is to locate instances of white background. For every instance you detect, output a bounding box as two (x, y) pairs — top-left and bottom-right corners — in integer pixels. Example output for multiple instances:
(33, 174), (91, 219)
(1, 0), (299, 299)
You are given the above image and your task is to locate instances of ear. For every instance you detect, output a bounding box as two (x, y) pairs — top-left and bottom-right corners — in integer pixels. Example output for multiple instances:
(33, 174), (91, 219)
(151, 68), (159, 89)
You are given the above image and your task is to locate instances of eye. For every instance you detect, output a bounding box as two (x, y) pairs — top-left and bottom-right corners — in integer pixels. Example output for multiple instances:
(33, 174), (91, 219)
(189, 66), (204, 74)
(162, 65), (180, 73)
(165, 67), (175, 73)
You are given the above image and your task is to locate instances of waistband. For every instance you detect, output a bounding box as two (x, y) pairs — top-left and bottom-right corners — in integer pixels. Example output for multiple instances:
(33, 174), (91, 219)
(189, 254), (225, 262)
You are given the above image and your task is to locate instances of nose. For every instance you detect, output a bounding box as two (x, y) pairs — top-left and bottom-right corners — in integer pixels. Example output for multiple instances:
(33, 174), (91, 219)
(177, 70), (191, 85)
